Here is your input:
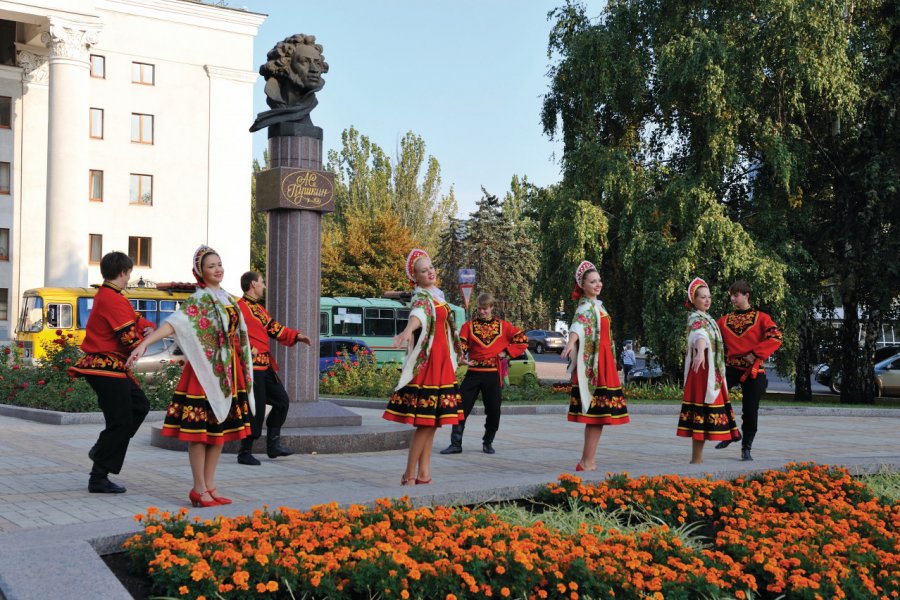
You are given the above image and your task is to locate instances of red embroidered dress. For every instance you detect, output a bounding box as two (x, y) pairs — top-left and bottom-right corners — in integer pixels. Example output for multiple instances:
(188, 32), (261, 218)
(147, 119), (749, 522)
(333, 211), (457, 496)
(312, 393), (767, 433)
(677, 311), (741, 441)
(161, 302), (252, 444)
(237, 295), (303, 372)
(68, 282), (154, 380)
(567, 298), (629, 425)
(384, 297), (463, 427)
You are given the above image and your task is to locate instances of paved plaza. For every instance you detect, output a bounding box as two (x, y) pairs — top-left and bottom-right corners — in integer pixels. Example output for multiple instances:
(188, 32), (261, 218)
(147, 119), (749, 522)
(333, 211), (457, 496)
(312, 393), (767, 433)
(0, 402), (898, 599)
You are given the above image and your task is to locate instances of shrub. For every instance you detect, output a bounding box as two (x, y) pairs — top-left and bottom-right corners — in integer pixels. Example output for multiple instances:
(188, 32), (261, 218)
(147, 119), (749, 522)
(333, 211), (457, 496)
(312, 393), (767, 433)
(319, 345), (399, 398)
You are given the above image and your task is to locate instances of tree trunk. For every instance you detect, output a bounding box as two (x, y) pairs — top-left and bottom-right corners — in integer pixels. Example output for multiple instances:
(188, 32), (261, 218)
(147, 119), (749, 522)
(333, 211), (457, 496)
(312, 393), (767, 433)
(794, 314), (813, 402)
(861, 308), (881, 404)
(839, 298), (862, 404)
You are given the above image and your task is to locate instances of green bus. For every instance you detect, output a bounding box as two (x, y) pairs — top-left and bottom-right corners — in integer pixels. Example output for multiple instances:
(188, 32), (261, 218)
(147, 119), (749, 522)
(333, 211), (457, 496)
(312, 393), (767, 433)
(320, 296), (466, 365)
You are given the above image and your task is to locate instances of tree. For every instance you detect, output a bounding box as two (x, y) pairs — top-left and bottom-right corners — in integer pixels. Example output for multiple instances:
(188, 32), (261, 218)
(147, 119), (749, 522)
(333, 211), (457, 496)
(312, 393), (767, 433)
(542, 0), (899, 401)
(249, 155), (269, 275)
(433, 217), (468, 306)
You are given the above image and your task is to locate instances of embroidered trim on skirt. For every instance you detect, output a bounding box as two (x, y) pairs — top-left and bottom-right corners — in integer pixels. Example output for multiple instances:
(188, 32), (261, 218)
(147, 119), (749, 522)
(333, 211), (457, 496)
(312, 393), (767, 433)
(161, 362), (252, 444)
(677, 362), (741, 441)
(383, 383), (463, 427)
(568, 386), (630, 425)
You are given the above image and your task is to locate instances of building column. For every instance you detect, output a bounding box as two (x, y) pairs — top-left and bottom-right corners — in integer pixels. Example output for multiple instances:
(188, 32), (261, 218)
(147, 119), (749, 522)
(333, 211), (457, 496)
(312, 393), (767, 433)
(41, 19), (100, 287)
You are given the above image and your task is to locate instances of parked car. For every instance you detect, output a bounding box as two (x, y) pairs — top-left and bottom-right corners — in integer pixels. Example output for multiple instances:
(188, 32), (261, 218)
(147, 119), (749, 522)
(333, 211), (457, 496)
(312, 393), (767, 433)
(456, 350), (538, 386)
(826, 351), (900, 397)
(133, 337), (185, 378)
(320, 338), (372, 373)
(526, 330), (565, 354)
(815, 345), (900, 394)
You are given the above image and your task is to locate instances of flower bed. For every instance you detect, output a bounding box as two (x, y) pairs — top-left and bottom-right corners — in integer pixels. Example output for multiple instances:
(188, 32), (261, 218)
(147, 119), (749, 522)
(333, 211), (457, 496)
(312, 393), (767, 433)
(124, 463), (898, 599)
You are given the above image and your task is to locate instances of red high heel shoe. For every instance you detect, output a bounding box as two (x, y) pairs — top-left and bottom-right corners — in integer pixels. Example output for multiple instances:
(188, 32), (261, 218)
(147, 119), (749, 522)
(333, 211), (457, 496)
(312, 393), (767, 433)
(207, 488), (232, 505)
(188, 489), (218, 508)
(575, 463), (585, 472)
(415, 478), (432, 485)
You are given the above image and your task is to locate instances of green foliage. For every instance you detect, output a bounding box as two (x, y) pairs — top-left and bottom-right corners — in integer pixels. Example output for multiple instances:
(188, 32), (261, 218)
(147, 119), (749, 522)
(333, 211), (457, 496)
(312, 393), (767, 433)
(319, 345), (398, 398)
(541, 0), (899, 398)
(250, 155), (269, 276)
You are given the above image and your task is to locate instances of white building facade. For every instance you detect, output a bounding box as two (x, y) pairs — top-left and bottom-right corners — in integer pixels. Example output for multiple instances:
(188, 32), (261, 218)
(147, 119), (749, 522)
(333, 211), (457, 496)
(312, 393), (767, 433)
(0, 0), (265, 339)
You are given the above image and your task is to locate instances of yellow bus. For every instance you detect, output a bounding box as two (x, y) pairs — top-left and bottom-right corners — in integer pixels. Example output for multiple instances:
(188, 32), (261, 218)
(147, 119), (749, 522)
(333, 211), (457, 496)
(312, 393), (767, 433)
(14, 283), (195, 361)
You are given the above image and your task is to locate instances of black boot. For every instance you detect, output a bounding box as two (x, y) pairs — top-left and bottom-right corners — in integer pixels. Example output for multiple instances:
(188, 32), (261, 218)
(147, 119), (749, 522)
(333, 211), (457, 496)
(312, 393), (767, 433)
(482, 430), (496, 454)
(266, 428), (293, 458)
(741, 433), (755, 461)
(237, 438), (261, 465)
(440, 423), (464, 454)
(88, 464), (126, 494)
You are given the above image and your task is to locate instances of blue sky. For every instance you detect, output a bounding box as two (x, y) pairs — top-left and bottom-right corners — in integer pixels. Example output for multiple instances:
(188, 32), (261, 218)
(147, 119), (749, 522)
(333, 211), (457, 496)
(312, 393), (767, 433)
(240, 0), (565, 216)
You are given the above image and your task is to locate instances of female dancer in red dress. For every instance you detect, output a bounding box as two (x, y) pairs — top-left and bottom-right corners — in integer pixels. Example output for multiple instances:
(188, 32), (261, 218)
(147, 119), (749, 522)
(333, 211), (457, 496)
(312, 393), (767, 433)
(677, 277), (741, 463)
(383, 249), (463, 485)
(560, 260), (629, 472)
(128, 246), (254, 506)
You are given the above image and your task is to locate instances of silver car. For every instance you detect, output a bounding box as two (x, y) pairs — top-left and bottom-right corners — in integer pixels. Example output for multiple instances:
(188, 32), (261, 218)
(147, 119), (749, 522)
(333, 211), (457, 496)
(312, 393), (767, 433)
(526, 330), (566, 354)
(133, 337), (185, 377)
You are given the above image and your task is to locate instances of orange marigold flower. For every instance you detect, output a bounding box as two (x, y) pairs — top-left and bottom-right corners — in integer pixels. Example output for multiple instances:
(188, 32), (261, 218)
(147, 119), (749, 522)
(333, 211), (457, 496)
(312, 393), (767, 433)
(267, 581), (278, 592)
(256, 583), (267, 593)
(178, 586), (188, 595)
(501, 587), (511, 597)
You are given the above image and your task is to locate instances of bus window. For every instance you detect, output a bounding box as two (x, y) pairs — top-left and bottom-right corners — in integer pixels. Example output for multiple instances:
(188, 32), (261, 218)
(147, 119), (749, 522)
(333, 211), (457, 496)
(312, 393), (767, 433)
(364, 308), (395, 336)
(19, 296), (44, 333)
(159, 300), (178, 324)
(332, 306), (363, 336)
(130, 299), (158, 326)
(320, 311), (329, 336)
(47, 303), (73, 329)
(77, 297), (94, 329)
(396, 309), (410, 333)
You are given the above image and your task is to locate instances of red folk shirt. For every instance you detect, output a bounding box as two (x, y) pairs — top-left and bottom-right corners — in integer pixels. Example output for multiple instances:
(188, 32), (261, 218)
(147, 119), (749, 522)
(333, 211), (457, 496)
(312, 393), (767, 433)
(717, 308), (783, 378)
(459, 318), (528, 373)
(237, 295), (304, 371)
(68, 282), (155, 379)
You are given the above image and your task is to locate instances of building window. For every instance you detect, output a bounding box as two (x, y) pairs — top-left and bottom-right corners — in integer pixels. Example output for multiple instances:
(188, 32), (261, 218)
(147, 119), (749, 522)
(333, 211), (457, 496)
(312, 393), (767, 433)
(0, 96), (10, 128)
(128, 236), (151, 267)
(0, 162), (9, 194)
(0, 228), (8, 261)
(89, 234), (102, 264)
(131, 62), (155, 85)
(89, 170), (103, 202)
(131, 113), (154, 144)
(129, 174), (152, 205)
(90, 108), (103, 139)
(0, 288), (7, 321)
(90, 55), (105, 78)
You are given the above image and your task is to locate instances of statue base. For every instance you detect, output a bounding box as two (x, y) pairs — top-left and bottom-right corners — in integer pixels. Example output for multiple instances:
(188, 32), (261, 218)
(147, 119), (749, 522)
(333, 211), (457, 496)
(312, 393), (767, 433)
(268, 122), (323, 139)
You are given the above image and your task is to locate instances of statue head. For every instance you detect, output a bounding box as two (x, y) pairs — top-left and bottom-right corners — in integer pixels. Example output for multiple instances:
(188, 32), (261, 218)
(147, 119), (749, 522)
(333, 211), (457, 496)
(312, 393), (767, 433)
(260, 34), (329, 98)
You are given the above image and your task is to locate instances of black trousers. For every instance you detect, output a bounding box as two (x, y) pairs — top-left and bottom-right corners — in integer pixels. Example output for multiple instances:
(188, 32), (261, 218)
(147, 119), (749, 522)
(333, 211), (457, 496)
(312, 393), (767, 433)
(249, 368), (291, 440)
(459, 370), (503, 438)
(86, 375), (149, 475)
(726, 366), (767, 441)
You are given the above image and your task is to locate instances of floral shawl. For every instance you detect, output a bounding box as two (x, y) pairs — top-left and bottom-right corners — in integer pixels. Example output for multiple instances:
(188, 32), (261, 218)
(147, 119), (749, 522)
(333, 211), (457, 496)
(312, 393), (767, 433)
(395, 288), (460, 391)
(166, 288), (255, 423)
(684, 310), (726, 405)
(567, 297), (613, 413)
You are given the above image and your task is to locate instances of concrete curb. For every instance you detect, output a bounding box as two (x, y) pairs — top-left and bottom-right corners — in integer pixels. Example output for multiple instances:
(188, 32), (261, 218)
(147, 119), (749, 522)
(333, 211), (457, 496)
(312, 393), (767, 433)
(0, 404), (166, 425)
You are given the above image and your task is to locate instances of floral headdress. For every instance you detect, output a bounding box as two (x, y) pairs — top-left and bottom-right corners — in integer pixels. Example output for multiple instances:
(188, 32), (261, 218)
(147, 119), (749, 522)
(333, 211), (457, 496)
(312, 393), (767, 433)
(405, 248), (430, 287)
(571, 260), (597, 300)
(687, 277), (708, 307)
(192, 245), (219, 288)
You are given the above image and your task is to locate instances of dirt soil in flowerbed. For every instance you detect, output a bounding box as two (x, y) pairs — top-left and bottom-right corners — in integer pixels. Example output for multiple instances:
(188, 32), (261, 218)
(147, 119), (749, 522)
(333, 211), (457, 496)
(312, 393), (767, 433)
(103, 552), (152, 600)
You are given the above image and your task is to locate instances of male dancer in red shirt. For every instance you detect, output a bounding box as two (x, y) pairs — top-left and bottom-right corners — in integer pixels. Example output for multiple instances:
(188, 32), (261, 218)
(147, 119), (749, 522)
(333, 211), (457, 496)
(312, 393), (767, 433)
(440, 293), (528, 455)
(69, 252), (154, 493)
(716, 280), (783, 461)
(236, 271), (311, 465)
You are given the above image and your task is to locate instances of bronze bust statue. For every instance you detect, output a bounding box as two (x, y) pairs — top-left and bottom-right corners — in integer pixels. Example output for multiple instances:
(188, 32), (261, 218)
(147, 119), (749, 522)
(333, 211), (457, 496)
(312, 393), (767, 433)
(250, 34), (329, 134)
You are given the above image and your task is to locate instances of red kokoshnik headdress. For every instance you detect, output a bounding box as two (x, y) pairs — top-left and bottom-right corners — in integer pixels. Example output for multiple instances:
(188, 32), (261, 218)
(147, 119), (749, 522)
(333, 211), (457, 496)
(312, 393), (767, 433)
(571, 260), (597, 300)
(405, 248), (430, 287)
(192, 245), (219, 288)
(686, 277), (708, 307)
